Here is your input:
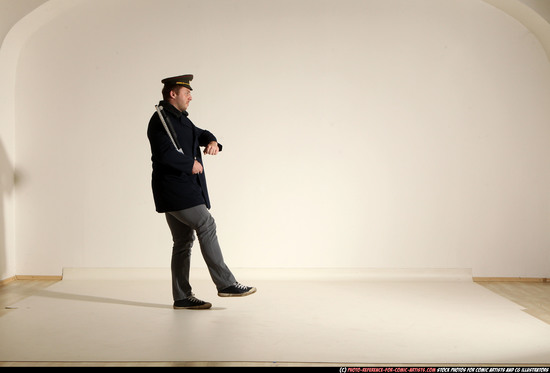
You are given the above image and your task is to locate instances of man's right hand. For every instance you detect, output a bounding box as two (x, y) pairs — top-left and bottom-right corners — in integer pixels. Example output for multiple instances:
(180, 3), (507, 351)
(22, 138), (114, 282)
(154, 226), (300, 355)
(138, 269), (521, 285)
(192, 160), (203, 174)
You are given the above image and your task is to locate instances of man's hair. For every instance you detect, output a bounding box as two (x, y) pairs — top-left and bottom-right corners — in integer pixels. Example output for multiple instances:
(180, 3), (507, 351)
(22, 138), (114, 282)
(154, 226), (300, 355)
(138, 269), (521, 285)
(162, 84), (184, 100)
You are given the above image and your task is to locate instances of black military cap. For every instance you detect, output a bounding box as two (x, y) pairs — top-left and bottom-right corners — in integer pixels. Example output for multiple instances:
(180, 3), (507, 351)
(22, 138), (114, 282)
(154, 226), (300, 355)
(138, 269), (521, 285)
(161, 74), (193, 90)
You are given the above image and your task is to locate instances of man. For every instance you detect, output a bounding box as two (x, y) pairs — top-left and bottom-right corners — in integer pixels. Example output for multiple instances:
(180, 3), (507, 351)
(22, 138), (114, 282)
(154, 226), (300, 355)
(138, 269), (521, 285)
(147, 74), (256, 309)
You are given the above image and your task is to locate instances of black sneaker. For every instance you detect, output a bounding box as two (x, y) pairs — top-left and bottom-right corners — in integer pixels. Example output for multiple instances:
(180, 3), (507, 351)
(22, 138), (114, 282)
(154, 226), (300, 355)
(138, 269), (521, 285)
(173, 296), (212, 309)
(218, 282), (257, 297)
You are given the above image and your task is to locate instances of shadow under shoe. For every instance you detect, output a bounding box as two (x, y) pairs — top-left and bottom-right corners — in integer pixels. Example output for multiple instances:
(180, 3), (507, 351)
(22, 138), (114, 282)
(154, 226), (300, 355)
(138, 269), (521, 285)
(173, 295), (212, 309)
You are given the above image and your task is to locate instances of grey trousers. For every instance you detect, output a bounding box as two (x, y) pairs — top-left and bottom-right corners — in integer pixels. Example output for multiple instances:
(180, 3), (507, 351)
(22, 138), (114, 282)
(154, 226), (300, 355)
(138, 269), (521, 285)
(166, 204), (236, 301)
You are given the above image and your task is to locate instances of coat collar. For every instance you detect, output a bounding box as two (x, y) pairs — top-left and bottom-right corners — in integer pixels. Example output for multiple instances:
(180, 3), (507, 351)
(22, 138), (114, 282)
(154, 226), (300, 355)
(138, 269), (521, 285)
(159, 100), (189, 118)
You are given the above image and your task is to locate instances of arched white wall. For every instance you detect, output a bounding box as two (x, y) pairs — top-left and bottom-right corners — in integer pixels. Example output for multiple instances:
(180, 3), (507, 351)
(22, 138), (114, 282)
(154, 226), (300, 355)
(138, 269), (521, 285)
(484, 0), (550, 61)
(6, 0), (550, 278)
(518, 0), (550, 24)
(0, 0), (74, 280)
(0, 1), (48, 46)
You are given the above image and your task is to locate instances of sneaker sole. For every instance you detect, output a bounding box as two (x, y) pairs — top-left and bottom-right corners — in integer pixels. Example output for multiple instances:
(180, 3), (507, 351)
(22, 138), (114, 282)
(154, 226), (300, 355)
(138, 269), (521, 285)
(173, 303), (212, 310)
(217, 287), (257, 297)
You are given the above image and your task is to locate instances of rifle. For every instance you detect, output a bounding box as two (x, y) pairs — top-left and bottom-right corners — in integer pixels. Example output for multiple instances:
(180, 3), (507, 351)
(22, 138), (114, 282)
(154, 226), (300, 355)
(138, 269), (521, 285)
(155, 105), (184, 154)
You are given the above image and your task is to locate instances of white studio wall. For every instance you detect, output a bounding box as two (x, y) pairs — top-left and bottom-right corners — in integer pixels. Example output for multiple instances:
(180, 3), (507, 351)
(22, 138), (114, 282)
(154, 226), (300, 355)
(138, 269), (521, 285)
(0, 0), (62, 281)
(7, 0), (550, 277)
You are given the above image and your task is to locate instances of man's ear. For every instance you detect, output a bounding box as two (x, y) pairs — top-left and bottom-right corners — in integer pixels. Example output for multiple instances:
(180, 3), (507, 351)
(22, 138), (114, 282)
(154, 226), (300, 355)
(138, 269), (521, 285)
(169, 89), (177, 99)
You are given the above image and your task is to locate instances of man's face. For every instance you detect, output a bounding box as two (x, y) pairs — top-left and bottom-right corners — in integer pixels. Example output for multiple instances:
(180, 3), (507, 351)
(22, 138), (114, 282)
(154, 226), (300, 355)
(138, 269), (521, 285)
(171, 87), (192, 112)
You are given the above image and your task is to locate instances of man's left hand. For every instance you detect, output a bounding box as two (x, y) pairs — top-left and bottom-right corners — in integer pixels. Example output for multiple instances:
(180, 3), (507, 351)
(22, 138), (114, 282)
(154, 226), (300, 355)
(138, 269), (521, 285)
(204, 141), (219, 155)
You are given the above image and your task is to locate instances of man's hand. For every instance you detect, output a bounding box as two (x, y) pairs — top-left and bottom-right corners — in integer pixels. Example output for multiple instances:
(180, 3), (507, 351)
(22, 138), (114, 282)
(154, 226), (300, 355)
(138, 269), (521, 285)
(192, 160), (203, 174)
(203, 141), (219, 155)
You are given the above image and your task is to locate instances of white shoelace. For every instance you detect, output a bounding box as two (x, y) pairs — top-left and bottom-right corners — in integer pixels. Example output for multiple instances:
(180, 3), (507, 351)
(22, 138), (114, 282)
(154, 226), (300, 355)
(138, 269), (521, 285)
(234, 282), (248, 290)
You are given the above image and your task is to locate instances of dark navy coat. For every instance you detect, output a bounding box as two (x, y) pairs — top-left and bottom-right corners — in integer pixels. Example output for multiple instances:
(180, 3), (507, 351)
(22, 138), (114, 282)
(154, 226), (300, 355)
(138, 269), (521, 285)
(147, 101), (222, 212)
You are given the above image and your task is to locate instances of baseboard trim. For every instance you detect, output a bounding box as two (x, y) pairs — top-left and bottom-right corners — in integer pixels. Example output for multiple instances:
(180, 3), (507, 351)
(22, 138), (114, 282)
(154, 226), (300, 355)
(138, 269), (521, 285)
(2, 273), (548, 284)
(15, 275), (63, 281)
(0, 276), (16, 286)
(474, 277), (549, 283)
(1, 275), (63, 286)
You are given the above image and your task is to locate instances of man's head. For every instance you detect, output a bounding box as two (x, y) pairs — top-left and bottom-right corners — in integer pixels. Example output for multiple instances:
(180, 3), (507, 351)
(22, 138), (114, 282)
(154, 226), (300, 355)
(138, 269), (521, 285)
(161, 74), (193, 112)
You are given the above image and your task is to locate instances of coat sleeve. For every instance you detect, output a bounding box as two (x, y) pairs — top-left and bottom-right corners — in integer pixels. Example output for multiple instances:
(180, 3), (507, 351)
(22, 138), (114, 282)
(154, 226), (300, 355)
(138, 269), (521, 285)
(147, 114), (196, 175)
(196, 127), (223, 151)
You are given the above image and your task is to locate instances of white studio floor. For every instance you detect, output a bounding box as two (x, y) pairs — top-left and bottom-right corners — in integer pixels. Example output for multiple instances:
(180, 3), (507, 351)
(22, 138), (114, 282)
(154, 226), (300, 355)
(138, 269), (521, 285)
(1, 268), (550, 366)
